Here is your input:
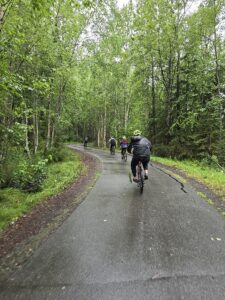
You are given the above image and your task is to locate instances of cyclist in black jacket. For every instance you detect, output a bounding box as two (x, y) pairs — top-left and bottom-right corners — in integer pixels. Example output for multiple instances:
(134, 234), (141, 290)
(127, 130), (152, 182)
(108, 136), (116, 154)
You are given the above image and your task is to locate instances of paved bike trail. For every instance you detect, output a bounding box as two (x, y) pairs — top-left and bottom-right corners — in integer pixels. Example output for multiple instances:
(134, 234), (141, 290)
(1, 145), (225, 299)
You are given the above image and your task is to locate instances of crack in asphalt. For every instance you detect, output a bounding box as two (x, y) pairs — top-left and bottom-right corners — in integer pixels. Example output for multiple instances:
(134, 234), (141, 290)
(2, 272), (225, 289)
(151, 163), (187, 194)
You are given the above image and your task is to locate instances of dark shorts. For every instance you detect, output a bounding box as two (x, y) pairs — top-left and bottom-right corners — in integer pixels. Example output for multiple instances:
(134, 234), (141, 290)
(131, 157), (150, 176)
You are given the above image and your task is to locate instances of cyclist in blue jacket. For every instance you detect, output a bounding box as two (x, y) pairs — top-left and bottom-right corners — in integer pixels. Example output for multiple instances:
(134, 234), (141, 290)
(120, 136), (129, 158)
(127, 130), (152, 182)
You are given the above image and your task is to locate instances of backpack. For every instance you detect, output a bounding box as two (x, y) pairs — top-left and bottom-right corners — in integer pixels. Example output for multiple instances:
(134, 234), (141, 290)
(110, 138), (116, 146)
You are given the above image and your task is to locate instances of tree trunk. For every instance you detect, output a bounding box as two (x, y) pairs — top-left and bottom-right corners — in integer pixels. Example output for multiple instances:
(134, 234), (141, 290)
(24, 111), (31, 159)
(33, 104), (39, 154)
(151, 58), (156, 140)
(97, 128), (100, 147)
(103, 100), (107, 147)
(46, 100), (51, 151)
(212, 0), (223, 145)
(51, 123), (55, 149)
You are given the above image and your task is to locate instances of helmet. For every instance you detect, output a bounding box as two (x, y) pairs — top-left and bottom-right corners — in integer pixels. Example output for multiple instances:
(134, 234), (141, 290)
(122, 136), (126, 139)
(133, 130), (141, 136)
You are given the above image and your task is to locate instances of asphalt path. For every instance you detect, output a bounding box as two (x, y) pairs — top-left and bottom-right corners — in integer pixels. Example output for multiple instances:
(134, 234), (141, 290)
(1, 145), (225, 300)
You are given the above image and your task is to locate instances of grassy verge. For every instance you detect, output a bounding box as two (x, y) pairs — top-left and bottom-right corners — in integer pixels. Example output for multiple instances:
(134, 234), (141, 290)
(0, 148), (85, 232)
(151, 156), (225, 200)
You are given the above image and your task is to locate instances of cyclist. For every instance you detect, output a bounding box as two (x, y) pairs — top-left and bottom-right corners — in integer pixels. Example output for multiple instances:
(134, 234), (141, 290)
(127, 130), (152, 182)
(108, 136), (116, 154)
(120, 136), (129, 158)
(84, 136), (88, 147)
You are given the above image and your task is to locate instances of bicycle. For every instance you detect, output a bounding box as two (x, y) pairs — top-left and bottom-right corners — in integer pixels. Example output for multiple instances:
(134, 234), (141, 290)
(121, 149), (127, 162)
(110, 145), (115, 155)
(137, 161), (144, 193)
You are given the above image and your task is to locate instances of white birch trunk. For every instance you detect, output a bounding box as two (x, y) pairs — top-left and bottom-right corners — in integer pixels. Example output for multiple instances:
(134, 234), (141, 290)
(25, 112), (31, 159)
(46, 101), (51, 151)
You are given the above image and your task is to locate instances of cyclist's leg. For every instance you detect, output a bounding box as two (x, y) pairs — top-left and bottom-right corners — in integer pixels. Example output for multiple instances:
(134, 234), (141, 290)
(111, 145), (115, 154)
(142, 157), (150, 179)
(131, 157), (139, 181)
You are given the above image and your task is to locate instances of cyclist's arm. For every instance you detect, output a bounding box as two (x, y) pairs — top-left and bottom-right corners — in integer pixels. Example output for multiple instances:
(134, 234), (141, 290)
(127, 143), (132, 154)
(149, 141), (152, 152)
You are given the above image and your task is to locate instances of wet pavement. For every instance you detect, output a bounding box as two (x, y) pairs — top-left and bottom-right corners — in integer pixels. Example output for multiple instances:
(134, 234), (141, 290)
(1, 145), (225, 299)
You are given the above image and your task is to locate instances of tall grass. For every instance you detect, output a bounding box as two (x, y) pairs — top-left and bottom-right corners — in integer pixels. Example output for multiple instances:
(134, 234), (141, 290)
(152, 156), (225, 199)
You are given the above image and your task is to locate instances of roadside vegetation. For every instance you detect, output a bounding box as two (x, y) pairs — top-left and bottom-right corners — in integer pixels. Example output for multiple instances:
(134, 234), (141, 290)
(152, 156), (225, 200)
(0, 148), (85, 232)
(0, 1), (225, 229)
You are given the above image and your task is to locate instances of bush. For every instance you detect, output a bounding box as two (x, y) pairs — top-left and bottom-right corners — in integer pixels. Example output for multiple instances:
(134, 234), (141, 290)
(153, 143), (195, 160)
(13, 159), (48, 192)
(0, 161), (14, 188)
(0, 149), (25, 188)
(44, 147), (69, 163)
(153, 144), (177, 158)
(200, 155), (220, 169)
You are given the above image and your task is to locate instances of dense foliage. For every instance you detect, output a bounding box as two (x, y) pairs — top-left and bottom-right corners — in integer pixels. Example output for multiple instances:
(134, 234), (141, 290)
(0, 0), (225, 189)
(0, 0), (95, 188)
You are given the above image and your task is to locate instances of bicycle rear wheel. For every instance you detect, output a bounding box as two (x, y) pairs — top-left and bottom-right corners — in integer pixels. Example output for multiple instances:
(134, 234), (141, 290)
(137, 162), (144, 193)
(111, 146), (115, 155)
(139, 173), (144, 193)
(122, 150), (127, 161)
(124, 153), (127, 162)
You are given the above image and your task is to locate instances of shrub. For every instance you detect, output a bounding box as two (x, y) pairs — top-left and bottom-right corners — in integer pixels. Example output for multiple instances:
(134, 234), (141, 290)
(200, 155), (220, 169)
(153, 142), (197, 160)
(153, 144), (177, 158)
(44, 147), (69, 163)
(0, 148), (25, 188)
(13, 159), (48, 192)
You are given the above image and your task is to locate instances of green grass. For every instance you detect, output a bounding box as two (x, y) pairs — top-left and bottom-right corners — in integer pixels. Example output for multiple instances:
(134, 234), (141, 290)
(0, 149), (85, 232)
(152, 156), (225, 199)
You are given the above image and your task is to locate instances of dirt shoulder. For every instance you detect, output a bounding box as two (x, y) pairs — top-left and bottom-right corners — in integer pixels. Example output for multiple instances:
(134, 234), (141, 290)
(0, 148), (101, 281)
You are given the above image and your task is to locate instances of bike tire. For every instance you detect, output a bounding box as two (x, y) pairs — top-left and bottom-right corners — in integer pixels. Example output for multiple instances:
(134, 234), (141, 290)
(140, 173), (144, 193)
(137, 162), (144, 193)
(111, 146), (115, 155)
